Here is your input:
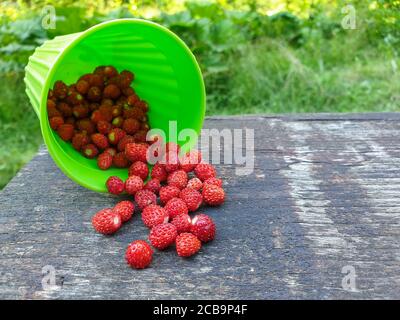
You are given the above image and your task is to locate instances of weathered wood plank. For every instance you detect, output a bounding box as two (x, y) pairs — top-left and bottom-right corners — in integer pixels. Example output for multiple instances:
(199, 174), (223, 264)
(0, 114), (399, 299)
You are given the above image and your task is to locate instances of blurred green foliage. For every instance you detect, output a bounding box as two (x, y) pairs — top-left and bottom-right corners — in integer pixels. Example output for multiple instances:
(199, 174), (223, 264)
(0, 0), (399, 188)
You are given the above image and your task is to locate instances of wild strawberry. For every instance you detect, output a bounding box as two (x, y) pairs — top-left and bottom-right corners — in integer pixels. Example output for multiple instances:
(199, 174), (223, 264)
(203, 177), (223, 188)
(103, 84), (121, 99)
(89, 102), (99, 112)
(171, 214), (192, 234)
(112, 152), (129, 168)
(106, 176), (124, 195)
(113, 200), (134, 222)
(72, 133), (90, 151)
(136, 100), (149, 112)
(57, 124), (74, 141)
(120, 69), (134, 83)
(82, 144), (99, 159)
(125, 143), (148, 163)
(190, 214), (216, 243)
(125, 240), (153, 269)
(167, 170), (188, 190)
(76, 79), (89, 94)
(104, 147), (117, 157)
(179, 150), (202, 172)
(164, 197), (188, 219)
(77, 118), (96, 135)
(49, 116), (64, 130)
(91, 110), (106, 124)
(133, 130), (147, 143)
(87, 86), (102, 102)
(104, 66), (119, 78)
(176, 233), (201, 257)
(97, 152), (113, 170)
(72, 105), (89, 118)
(91, 133), (109, 150)
(164, 153), (180, 173)
(122, 118), (140, 135)
(187, 178), (203, 191)
(95, 121), (111, 135)
(112, 116), (124, 128)
(194, 163), (216, 181)
(53, 80), (68, 99)
(48, 105), (62, 118)
(179, 187), (202, 212)
(202, 184), (225, 206)
(129, 161), (149, 180)
(92, 208), (121, 235)
(89, 74), (104, 88)
(127, 94), (139, 106)
(108, 128), (126, 145)
(144, 178), (161, 195)
(151, 162), (168, 182)
(47, 98), (56, 109)
(117, 135), (135, 152)
(134, 189), (157, 210)
(57, 102), (73, 117)
(65, 117), (76, 127)
(123, 87), (135, 97)
(111, 104), (122, 117)
(141, 204), (168, 228)
(149, 223), (178, 250)
(165, 142), (180, 156)
(125, 175), (143, 195)
(159, 185), (180, 205)
(123, 107), (144, 120)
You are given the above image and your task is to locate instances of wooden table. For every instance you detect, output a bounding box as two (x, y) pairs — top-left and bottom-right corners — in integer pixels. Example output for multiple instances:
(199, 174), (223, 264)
(1, 113), (399, 299)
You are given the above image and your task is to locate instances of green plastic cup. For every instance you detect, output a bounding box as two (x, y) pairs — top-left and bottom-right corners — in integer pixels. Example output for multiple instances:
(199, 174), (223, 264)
(24, 19), (206, 192)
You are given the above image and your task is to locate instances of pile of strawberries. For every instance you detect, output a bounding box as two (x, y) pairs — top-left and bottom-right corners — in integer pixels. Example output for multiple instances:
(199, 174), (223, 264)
(47, 65), (151, 170)
(92, 143), (225, 269)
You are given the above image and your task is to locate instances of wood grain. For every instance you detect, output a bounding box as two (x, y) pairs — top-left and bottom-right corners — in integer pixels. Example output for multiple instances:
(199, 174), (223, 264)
(0, 113), (399, 299)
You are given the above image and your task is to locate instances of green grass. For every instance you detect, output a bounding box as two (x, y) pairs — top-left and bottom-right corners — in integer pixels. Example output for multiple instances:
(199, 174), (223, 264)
(0, 72), (42, 189)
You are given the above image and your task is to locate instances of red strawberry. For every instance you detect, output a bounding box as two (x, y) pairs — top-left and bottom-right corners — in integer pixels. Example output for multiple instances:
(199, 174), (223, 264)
(49, 116), (64, 130)
(77, 118), (96, 135)
(187, 178), (203, 191)
(141, 204), (168, 228)
(164, 197), (188, 219)
(203, 177), (223, 188)
(113, 200), (134, 222)
(117, 135), (135, 152)
(125, 175), (143, 195)
(97, 120), (112, 135)
(159, 185), (180, 205)
(106, 176), (124, 195)
(190, 214), (216, 242)
(164, 153), (180, 173)
(134, 189), (157, 210)
(194, 163), (217, 181)
(144, 178), (161, 195)
(149, 223), (178, 250)
(91, 133), (109, 150)
(176, 233), (201, 257)
(122, 118), (140, 135)
(179, 150), (202, 172)
(171, 214), (192, 234)
(179, 187), (203, 212)
(125, 143), (148, 163)
(202, 184), (225, 206)
(167, 170), (188, 190)
(104, 147), (117, 157)
(92, 208), (121, 235)
(72, 133), (90, 151)
(108, 128), (126, 145)
(129, 161), (149, 180)
(113, 152), (129, 168)
(150, 162), (168, 182)
(57, 124), (74, 141)
(125, 240), (153, 269)
(82, 144), (99, 159)
(97, 152), (113, 170)
(112, 116), (124, 128)
(103, 84), (121, 99)
(165, 142), (180, 156)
